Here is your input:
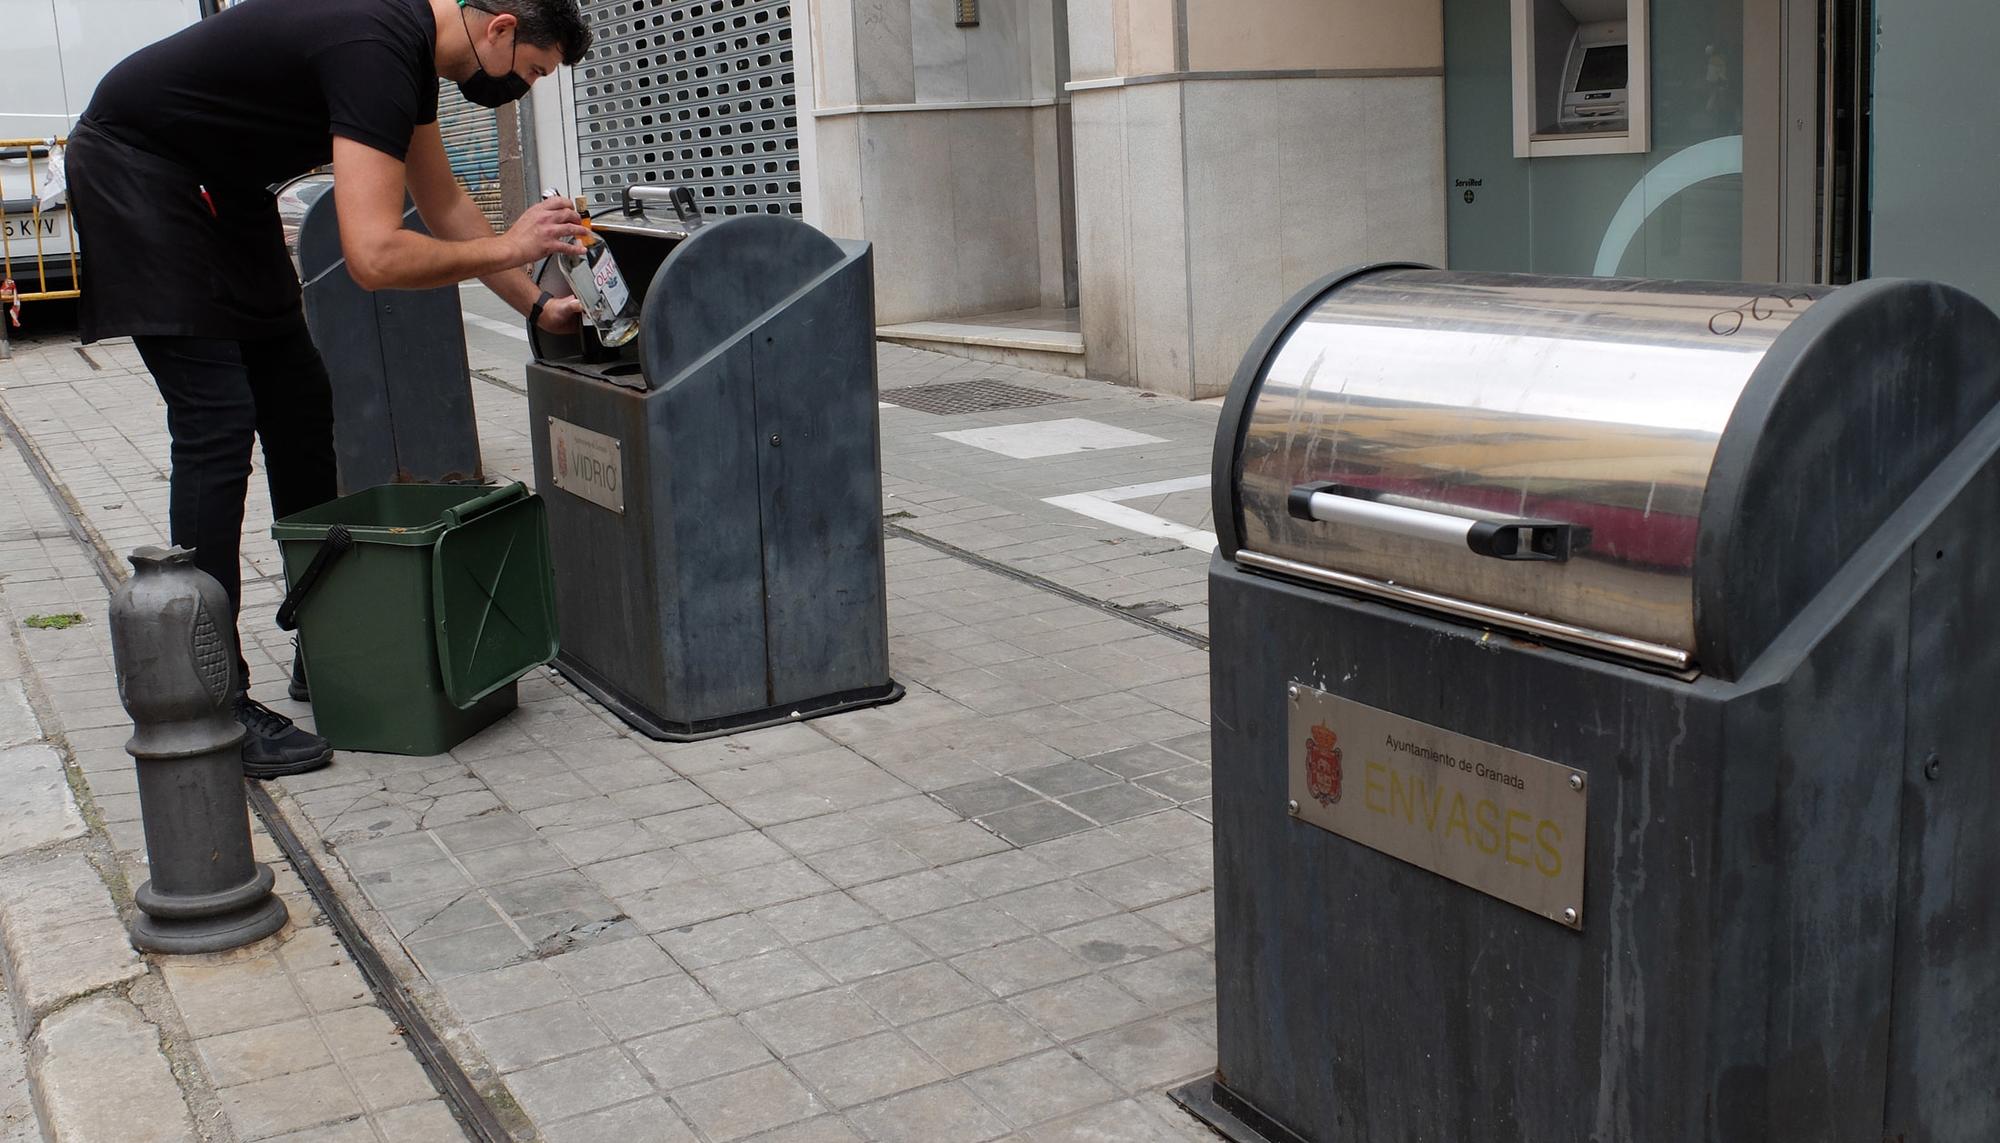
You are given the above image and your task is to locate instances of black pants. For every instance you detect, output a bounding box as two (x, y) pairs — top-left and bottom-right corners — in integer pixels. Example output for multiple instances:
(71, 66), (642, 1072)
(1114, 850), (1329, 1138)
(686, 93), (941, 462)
(135, 316), (337, 684)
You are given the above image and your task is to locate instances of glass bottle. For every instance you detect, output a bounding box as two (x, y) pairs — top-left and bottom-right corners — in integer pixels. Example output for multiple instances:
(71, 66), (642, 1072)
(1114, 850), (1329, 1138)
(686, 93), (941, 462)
(544, 190), (641, 347)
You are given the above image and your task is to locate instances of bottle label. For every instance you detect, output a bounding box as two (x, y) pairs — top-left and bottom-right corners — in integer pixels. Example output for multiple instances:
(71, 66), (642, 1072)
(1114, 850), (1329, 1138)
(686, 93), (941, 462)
(592, 252), (632, 316)
(562, 257), (602, 318)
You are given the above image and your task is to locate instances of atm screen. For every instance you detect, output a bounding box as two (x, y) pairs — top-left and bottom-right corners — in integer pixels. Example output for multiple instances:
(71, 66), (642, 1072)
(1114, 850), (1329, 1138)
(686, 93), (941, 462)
(1575, 44), (1628, 93)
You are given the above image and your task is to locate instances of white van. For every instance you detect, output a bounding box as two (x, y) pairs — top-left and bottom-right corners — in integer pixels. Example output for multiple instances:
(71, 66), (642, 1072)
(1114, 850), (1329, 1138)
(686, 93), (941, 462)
(1, 1), (202, 321)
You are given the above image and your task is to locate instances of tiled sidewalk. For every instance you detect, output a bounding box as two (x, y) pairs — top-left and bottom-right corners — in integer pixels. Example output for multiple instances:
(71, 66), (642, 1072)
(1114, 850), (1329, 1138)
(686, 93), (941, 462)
(2, 325), (1227, 1142)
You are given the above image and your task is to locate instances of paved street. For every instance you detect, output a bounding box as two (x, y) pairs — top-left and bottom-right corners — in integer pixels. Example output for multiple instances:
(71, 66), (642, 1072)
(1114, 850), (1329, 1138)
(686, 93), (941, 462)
(0, 293), (1227, 1142)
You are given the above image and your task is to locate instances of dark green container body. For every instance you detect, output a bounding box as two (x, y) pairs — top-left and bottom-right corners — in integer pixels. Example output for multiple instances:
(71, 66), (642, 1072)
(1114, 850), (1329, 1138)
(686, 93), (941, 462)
(272, 483), (559, 756)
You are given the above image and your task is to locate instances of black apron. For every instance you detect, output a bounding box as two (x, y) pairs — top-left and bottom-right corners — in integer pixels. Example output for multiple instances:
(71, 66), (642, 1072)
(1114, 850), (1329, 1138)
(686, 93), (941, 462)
(66, 119), (303, 344)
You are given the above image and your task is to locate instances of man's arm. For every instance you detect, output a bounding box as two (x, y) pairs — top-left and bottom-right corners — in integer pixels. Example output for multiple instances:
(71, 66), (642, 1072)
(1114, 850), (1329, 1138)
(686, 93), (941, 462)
(400, 123), (570, 322)
(329, 133), (583, 300)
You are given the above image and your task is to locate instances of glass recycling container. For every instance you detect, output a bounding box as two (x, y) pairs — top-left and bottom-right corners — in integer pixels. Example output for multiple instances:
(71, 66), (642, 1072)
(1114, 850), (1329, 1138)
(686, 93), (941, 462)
(523, 185), (901, 740)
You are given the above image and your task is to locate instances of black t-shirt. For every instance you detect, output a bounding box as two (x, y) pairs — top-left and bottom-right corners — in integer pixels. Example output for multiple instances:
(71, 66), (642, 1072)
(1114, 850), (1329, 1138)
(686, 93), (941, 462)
(84, 0), (438, 190)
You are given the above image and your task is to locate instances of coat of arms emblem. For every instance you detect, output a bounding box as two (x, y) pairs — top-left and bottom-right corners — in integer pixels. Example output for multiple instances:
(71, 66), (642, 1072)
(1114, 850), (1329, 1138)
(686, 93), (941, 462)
(1306, 724), (1343, 806)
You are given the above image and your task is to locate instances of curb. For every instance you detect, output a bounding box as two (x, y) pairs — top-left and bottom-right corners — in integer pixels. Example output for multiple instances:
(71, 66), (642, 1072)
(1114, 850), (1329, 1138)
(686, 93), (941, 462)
(0, 491), (207, 1140)
(0, 761), (205, 1143)
(0, 851), (144, 1029)
(28, 995), (195, 1143)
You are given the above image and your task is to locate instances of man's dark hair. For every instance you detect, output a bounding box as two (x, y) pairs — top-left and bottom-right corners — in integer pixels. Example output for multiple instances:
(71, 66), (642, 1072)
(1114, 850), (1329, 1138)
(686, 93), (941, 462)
(477, 0), (592, 66)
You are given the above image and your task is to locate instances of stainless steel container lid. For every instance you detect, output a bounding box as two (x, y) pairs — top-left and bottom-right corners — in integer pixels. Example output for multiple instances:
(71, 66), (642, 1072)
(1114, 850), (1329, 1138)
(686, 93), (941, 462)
(1216, 266), (2000, 677)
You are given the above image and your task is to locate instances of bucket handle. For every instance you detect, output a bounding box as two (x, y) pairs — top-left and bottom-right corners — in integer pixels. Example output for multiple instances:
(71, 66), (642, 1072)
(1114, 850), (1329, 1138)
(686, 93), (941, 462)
(275, 524), (353, 632)
(441, 482), (529, 529)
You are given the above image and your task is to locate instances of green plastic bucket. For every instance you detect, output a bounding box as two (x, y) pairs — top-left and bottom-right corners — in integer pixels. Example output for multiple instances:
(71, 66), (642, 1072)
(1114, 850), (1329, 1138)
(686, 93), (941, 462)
(271, 482), (559, 756)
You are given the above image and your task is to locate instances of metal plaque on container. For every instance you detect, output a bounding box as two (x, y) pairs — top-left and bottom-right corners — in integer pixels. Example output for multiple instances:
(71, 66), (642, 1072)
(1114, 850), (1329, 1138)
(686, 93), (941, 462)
(1287, 685), (1588, 929)
(547, 416), (624, 514)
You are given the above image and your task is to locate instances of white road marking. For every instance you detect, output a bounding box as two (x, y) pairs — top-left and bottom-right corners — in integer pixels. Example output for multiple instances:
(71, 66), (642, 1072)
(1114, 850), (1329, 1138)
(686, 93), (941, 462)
(1043, 473), (1218, 554)
(937, 418), (1166, 459)
(1071, 473), (1212, 502)
(462, 311), (529, 342)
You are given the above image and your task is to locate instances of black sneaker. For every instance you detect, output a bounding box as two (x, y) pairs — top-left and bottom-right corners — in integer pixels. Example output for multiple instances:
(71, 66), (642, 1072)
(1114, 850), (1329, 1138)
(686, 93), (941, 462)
(234, 696), (333, 779)
(288, 643), (311, 704)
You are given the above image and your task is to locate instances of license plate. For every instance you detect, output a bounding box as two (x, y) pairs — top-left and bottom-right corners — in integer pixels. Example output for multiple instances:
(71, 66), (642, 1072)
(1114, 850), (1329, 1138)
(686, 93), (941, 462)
(2, 211), (71, 248)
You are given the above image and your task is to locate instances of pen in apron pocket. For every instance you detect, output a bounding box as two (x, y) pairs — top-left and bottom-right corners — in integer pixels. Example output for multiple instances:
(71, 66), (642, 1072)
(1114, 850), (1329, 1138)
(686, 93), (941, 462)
(198, 185), (216, 218)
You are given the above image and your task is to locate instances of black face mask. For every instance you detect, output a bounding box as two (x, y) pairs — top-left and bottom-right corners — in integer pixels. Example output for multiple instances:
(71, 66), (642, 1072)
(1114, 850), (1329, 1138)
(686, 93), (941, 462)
(457, 3), (530, 108)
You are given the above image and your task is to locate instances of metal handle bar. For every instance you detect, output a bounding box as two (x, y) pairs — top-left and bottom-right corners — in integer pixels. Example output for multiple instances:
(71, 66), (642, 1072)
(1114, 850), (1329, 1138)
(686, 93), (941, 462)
(621, 184), (703, 225)
(1287, 483), (1576, 562)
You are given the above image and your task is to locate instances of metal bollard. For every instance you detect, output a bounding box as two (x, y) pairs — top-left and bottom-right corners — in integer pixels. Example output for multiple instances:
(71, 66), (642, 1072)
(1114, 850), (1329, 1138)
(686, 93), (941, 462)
(110, 546), (288, 953)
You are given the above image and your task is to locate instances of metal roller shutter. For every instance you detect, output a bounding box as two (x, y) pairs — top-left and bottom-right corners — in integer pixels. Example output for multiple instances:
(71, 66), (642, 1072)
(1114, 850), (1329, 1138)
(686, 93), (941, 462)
(437, 83), (507, 230)
(571, 0), (801, 218)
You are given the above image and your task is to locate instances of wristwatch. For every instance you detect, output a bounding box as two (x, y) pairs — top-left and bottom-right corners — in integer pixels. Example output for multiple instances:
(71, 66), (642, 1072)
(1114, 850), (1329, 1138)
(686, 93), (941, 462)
(527, 289), (555, 329)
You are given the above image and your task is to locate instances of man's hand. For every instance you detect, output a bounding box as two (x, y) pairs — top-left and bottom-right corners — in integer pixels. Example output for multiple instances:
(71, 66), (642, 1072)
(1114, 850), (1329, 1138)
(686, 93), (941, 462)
(535, 294), (584, 335)
(506, 197), (589, 266)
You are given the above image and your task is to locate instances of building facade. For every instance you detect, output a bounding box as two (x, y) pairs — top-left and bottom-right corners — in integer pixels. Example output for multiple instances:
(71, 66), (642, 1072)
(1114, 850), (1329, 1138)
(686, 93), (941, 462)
(531, 0), (2000, 400)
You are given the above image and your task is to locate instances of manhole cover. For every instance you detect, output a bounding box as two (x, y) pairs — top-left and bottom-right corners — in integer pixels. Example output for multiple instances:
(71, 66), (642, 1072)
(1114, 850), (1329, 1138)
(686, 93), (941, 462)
(883, 378), (1076, 416)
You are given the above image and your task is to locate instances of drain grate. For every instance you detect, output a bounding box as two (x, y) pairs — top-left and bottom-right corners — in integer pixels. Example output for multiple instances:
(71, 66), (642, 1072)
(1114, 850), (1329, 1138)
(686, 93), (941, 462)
(883, 379), (1076, 416)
